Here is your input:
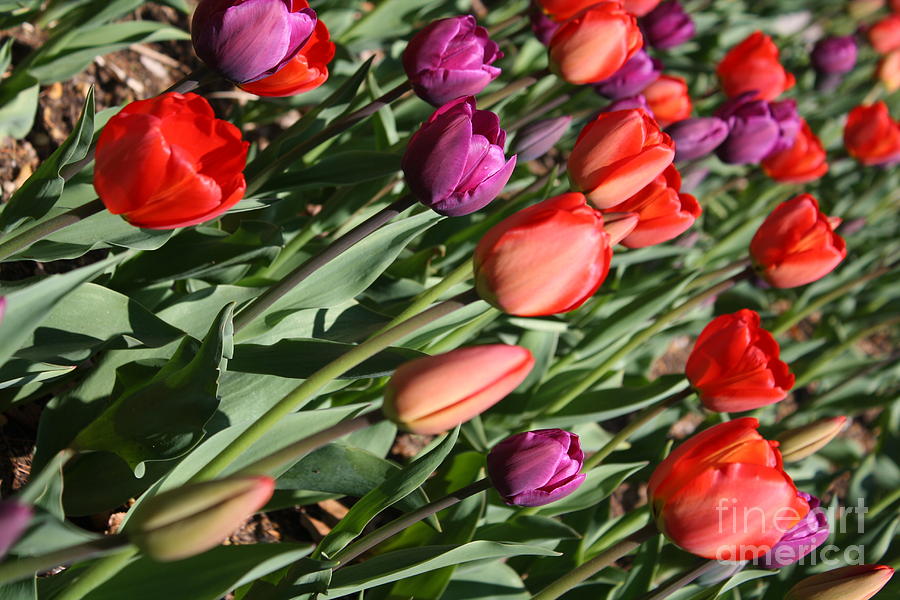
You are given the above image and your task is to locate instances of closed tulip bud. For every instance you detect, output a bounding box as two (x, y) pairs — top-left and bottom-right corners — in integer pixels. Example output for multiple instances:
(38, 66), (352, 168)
(811, 36), (858, 75)
(593, 50), (662, 99)
(487, 429), (586, 507)
(750, 194), (847, 288)
(844, 102), (900, 166)
(605, 164), (700, 248)
(641, 1), (695, 50)
(512, 115), (572, 161)
(94, 93), (248, 230)
(648, 418), (810, 561)
(717, 31), (795, 101)
(715, 93), (781, 164)
(239, 7), (334, 97)
(383, 345), (534, 435)
(129, 476), (275, 561)
(624, 0), (662, 16)
(474, 193), (612, 316)
(549, 2), (643, 85)
(0, 500), (32, 559)
(603, 94), (655, 116)
(686, 309), (794, 412)
(530, 4), (560, 45)
(403, 15), (502, 106)
(667, 117), (729, 161)
(777, 416), (847, 462)
(759, 492), (829, 568)
(869, 15), (900, 54)
(642, 74), (692, 127)
(786, 565), (894, 600)
(569, 109), (675, 208)
(191, 0), (316, 84)
(402, 97), (516, 217)
(763, 119), (829, 183)
(878, 49), (900, 91)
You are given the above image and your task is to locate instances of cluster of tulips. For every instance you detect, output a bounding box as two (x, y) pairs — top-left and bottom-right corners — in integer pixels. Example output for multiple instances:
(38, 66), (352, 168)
(0, 1), (897, 599)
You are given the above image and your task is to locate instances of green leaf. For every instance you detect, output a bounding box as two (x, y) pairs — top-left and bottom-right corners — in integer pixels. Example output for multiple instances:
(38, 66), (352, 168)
(537, 462), (648, 517)
(0, 360), (76, 390)
(268, 151), (400, 190)
(444, 561), (531, 600)
(477, 515), (581, 545)
(0, 71), (38, 139)
(9, 508), (98, 557)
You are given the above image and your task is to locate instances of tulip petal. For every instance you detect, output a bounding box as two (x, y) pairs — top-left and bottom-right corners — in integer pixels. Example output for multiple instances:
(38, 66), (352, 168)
(209, 0), (293, 83)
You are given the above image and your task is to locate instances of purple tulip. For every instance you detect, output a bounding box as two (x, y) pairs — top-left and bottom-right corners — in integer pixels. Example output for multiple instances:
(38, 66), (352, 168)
(593, 50), (662, 99)
(812, 36), (858, 75)
(530, 4), (559, 46)
(641, 1), (695, 50)
(759, 492), (830, 568)
(0, 500), (32, 559)
(667, 117), (730, 161)
(512, 115), (572, 161)
(715, 92), (780, 164)
(402, 97), (516, 217)
(487, 429), (586, 507)
(403, 15), (502, 106)
(191, 0), (317, 84)
(768, 99), (801, 154)
(603, 94), (655, 117)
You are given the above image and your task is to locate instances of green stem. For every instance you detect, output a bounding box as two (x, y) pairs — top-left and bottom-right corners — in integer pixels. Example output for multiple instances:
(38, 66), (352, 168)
(543, 270), (749, 415)
(192, 290), (479, 482)
(379, 260), (474, 333)
(643, 560), (721, 600)
(478, 69), (551, 109)
(258, 225), (319, 280)
(425, 308), (500, 354)
(233, 195), (417, 332)
(684, 258), (751, 292)
(532, 525), (656, 600)
(53, 546), (138, 600)
(869, 487), (900, 519)
(0, 536), (129, 585)
(0, 199), (105, 262)
(583, 388), (692, 471)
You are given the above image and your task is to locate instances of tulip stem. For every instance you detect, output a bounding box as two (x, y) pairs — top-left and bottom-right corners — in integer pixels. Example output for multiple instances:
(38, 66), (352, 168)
(478, 68), (552, 109)
(378, 260), (474, 333)
(246, 80), (414, 195)
(531, 525), (657, 600)
(233, 195), (418, 332)
(192, 289), (480, 482)
(0, 536), (130, 585)
(583, 387), (693, 471)
(0, 199), (105, 262)
(505, 89), (572, 132)
(48, 546), (138, 600)
(643, 559), (721, 600)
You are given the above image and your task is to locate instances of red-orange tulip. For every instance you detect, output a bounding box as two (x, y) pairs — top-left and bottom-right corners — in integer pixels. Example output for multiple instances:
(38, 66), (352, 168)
(717, 31), (795, 100)
(762, 119), (829, 183)
(537, 0), (660, 20)
(648, 418), (810, 561)
(869, 14), (900, 53)
(569, 108), (675, 208)
(623, 0), (662, 16)
(878, 49), (900, 91)
(750, 194), (847, 288)
(844, 102), (900, 166)
(548, 2), (643, 85)
(642, 74), (692, 127)
(474, 193), (613, 316)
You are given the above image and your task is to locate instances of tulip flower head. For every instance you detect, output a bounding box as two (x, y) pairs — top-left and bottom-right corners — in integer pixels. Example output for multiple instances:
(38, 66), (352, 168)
(777, 416), (847, 462)
(487, 429), (586, 507)
(715, 93), (784, 164)
(623, 0), (662, 16)
(569, 108), (675, 208)
(811, 36), (858, 75)
(750, 194), (847, 288)
(768, 99), (802, 154)
(869, 14), (900, 54)
(717, 31), (795, 100)
(878, 49), (900, 91)
(641, 1), (696, 50)
(786, 564), (894, 600)
(403, 15), (502, 106)
(192, 0), (317, 84)
(402, 97), (516, 217)
(642, 74), (692, 127)
(512, 115), (572, 161)
(593, 49), (661, 100)
(844, 102), (900, 166)
(762, 119), (829, 183)
(758, 492), (830, 568)
(94, 93), (249, 230)
(667, 117), (729, 161)
(530, 4), (560, 45)
(603, 94), (655, 115)
(648, 418), (810, 561)
(0, 500), (32, 559)
(383, 345), (534, 435)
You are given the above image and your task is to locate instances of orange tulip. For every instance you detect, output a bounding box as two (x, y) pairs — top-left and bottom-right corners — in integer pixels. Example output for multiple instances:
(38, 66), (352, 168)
(762, 119), (829, 183)
(622, 0), (662, 16)
(717, 31), (795, 100)
(878, 49), (900, 91)
(569, 108), (675, 208)
(642, 74), (692, 127)
(537, 0), (660, 20)
(844, 102), (900, 166)
(548, 2), (643, 85)
(869, 14), (900, 54)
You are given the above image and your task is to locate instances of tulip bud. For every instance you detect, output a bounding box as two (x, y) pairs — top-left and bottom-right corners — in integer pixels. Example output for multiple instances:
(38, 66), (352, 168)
(849, 0), (886, 20)
(768, 99), (802, 155)
(717, 31), (795, 101)
(762, 119), (829, 184)
(878, 49), (900, 92)
(569, 109), (675, 208)
(512, 116), (572, 161)
(191, 0), (317, 84)
(667, 117), (729, 161)
(0, 500), (32, 559)
(759, 492), (830, 568)
(641, 1), (695, 50)
(383, 345), (534, 435)
(402, 15), (502, 106)
(642, 74), (692, 127)
(402, 97), (516, 217)
(843, 102), (900, 166)
(750, 194), (847, 288)
(811, 36), (858, 75)
(593, 50), (662, 100)
(129, 476), (275, 561)
(602, 94), (655, 116)
(777, 417), (847, 462)
(785, 564), (894, 600)
(715, 93), (781, 164)
(487, 429), (586, 507)
(869, 15), (900, 54)
(473, 193), (612, 316)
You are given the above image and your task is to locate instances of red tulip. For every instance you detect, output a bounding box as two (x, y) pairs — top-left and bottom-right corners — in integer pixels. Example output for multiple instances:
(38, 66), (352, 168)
(94, 93), (248, 229)
(762, 119), (829, 183)
(474, 193), (613, 316)
(537, 0), (660, 20)
(648, 418), (810, 560)
(623, 0), (662, 16)
(569, 108), (675, 208)
(685, 309), (794, 412)
(878, 49), (900, 91)
(750, 194), (847, 288)
(642, 74), (692, 127)
(844, 102), (900, 166)
(869, 14), (900, 54)
(717, 31), (795, 100)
